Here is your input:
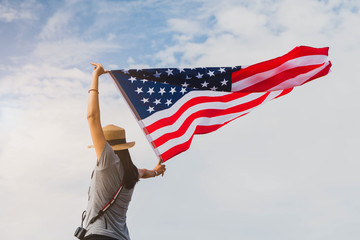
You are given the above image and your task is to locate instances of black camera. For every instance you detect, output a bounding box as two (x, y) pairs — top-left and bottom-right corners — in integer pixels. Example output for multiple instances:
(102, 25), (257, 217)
(74, 226), (87, 240)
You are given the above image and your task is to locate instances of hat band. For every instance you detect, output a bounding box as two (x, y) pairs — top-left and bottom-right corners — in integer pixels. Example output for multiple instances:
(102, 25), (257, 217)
(107, 138), (127, 146)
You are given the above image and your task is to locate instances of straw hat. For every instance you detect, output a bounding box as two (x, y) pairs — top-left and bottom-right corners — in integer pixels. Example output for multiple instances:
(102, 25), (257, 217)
(89, 124), (135, 151)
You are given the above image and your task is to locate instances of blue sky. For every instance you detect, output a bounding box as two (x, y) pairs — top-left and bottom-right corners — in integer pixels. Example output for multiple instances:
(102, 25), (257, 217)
(1, 0), (360, 239)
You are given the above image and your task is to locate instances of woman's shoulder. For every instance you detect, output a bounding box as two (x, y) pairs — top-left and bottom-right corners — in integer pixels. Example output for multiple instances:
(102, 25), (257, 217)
(97, 142), (120, 168)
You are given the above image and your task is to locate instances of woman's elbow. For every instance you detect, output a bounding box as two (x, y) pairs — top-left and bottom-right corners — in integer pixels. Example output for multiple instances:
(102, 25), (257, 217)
(87, 113), (99, 121)
(87, 114), (94, 120)
(138, 169), (146, 179)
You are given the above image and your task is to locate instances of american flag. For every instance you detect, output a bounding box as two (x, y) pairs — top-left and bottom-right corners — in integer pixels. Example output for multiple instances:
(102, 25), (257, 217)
(109, 46), (331, 162)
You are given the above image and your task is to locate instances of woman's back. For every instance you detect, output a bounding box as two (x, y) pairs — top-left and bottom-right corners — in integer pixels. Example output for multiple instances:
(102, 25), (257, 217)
(84, 143), (134, 240)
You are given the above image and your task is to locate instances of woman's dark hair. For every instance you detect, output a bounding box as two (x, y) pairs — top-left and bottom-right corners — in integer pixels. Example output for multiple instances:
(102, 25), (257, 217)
(115, 149), (139, 189)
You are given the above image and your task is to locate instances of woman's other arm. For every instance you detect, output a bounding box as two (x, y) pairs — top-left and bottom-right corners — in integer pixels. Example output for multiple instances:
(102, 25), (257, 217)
(138, 159), (166, 179)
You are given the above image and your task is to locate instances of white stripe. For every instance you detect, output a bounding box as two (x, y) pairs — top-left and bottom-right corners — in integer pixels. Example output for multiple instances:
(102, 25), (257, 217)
(142, 90), (230, 126)
(263, 90), (285, 102)
(232, 55), (328, 92)
(156, 112), (248, 154)
(148, 92), (267, 140)
(153, 90), (284, 153)
(268, 61), (330, 91)
(144, 132), (161, 156)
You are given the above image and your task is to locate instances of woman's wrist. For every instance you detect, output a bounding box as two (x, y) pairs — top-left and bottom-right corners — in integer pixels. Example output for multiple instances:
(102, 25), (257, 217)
(88, 88), (99, 94)
(153, 170), (158, 177)
(92, 73), (101, 80)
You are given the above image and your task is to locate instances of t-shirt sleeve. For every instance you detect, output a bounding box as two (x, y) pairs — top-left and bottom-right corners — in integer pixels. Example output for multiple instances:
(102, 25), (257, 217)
(95, 142), (123, 189)
(97, 142), (119, 169)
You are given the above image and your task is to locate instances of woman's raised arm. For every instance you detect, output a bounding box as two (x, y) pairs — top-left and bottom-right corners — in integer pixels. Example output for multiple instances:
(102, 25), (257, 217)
(87, 63), (108, 160)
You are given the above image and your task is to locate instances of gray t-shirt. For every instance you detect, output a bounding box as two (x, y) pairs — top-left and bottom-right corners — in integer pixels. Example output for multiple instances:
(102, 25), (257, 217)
(84, 142), (135, 240)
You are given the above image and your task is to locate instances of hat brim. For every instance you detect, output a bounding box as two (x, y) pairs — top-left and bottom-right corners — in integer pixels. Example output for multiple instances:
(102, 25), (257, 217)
(111, 141), (135, 151)
(88, 141), (135, 151)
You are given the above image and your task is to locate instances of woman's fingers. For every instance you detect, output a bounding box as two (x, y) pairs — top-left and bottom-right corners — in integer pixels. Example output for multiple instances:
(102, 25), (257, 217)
(156, 158), (166, 176)
(90, 63), (104, 69)
(90, 63), (108, 76)
(90, 63), (99, 71)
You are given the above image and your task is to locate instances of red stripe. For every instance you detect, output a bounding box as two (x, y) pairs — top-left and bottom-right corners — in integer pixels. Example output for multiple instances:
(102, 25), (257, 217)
(275, 88), (293, 99)
(303, 61), (332, 85)
(152, 92), (270, 147)
(146, 92), (251, 134)
(231, 46), (329, 84)
(239, 63), (325, 92)
(160, 113), (249, 161)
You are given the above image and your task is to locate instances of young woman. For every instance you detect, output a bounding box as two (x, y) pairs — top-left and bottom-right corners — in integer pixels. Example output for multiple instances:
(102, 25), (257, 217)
(82, 63), (166, 240)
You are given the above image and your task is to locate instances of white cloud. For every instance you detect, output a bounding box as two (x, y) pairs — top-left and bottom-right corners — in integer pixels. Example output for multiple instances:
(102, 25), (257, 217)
(0, 0), (40, 22)
(39, 10), (73, 40)
(213, 5), (268, 38)
(32, 38), (121, 67)
(0, 64), (88, 99)
(107, 33), (116, 41)
(31, 1), (122, 67)
(156, 0), (360, 67)
(167, 19), (202, 37)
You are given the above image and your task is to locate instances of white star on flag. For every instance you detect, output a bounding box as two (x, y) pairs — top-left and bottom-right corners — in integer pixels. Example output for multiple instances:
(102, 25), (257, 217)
(165, 99), (172, 106)
(201, 81), (209, 88)
(169, 87), (176, 95)
(135, 87), (143, 94)
(153, 71), (161, 78)
(221, 79), (228, 86)
(218, 67), (226, 73)
(159, 87), (166, 95)
(128, 76), (137, 83)
(166, 69), (173, 76)
(180, 88), (187, 94)
(141, 98), (149, 103)
(147, 87), (155, 95)
(153, 99), (161, 105)
(147, 106), (154, 113)
(182, 82), (189, 88)
(207, 70), (215, 77)
(196, 72), (203, 79)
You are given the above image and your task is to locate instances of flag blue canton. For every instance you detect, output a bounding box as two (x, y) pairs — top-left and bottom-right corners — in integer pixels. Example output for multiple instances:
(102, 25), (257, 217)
(111, 67), (240, 119)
